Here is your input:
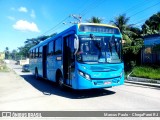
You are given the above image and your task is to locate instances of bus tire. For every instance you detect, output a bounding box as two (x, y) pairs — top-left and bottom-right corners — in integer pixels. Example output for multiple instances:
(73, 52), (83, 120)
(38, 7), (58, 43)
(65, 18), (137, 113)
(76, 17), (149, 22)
(56, 72), (64, 89)
(35, 68), (39, 80)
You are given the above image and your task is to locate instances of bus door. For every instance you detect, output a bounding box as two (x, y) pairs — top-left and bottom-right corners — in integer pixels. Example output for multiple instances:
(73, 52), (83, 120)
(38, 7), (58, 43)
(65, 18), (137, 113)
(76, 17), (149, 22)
(63, 34), (75, 86)
(42, 45), (47, 78)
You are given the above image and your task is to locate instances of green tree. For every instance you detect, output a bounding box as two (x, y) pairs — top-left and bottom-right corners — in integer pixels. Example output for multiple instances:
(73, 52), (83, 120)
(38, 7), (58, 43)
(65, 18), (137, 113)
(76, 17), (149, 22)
(10, 49), (17, 60)
(18, 33), (57, 58)
(142, 12), (160, 35)
(86, 16), (103, 23)
(24, 33), (56, 45)
(110, 14), (130, 34)
(110, 14), (133, 46)
(4, 47), (10, 59)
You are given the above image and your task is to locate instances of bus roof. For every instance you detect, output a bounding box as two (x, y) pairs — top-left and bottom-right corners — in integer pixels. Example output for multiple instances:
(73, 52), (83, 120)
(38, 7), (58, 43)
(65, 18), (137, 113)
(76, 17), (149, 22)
(29, 23), (120, 51)
(78, 23), (119, 29)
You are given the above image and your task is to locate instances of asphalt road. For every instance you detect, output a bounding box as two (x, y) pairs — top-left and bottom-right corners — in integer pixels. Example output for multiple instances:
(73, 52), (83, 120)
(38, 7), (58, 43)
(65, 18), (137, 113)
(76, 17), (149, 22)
(0, 60), (160, 119)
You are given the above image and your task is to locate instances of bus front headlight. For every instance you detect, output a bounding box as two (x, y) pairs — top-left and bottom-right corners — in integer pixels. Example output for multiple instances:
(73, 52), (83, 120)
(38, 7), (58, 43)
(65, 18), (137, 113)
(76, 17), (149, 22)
(85, 74), (90, 80)
(78, 70), (91, 80)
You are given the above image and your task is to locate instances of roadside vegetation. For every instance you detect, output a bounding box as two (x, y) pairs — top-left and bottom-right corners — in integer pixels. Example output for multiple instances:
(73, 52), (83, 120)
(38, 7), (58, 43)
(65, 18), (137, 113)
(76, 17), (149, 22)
(0, 60), (9, 72)
(131, 65), (160, 80)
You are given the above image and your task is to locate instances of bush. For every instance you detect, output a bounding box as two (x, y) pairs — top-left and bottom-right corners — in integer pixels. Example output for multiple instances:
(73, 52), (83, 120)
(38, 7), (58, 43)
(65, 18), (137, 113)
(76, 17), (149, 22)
(123, 46), (142, 71)
(131, 65), (160, 80)
(0, 60), (9, 72)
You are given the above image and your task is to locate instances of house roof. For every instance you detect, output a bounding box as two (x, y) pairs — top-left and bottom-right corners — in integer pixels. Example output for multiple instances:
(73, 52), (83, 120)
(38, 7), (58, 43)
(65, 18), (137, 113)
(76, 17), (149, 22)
(144, 34), (160, 45)
(144, 34), (160, 39)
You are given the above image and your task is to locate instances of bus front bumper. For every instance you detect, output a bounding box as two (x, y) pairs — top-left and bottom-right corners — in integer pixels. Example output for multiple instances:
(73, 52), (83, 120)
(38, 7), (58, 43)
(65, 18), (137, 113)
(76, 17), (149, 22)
(73, 74), (124, 90)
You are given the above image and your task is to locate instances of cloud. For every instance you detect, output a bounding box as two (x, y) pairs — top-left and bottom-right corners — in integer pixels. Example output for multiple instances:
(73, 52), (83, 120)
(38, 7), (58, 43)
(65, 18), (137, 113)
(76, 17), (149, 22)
(7, 16), (15, 21)
(13, 20), (40, 32)
(18, 7), (28, 13)
(30, 10), (36, 18)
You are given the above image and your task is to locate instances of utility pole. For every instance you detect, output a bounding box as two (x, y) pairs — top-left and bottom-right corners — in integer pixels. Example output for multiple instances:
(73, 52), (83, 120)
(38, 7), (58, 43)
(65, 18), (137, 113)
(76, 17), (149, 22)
(70, 14), (82, 24)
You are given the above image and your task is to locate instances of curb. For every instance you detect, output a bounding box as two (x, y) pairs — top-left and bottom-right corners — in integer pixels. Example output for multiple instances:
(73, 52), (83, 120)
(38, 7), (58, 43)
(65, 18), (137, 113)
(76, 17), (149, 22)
(126, 72), (160, 88)
(125, 80), (160, 88)
(127, 76), (160, 84)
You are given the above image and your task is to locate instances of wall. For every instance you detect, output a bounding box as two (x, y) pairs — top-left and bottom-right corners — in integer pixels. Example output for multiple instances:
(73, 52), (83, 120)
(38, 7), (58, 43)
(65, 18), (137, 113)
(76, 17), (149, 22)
(0, 52), (5, 60)
(142, 34), (160, 64)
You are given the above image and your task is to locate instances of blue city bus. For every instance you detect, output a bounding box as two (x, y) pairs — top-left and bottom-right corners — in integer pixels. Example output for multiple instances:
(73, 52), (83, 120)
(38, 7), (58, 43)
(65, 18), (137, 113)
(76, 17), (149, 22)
(29, 23), (124, 89)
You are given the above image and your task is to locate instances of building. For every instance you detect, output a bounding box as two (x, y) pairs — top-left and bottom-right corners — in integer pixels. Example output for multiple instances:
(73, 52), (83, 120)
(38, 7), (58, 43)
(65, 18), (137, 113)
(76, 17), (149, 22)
(0, 52), (5, 60)
(141, 34), (160, 64)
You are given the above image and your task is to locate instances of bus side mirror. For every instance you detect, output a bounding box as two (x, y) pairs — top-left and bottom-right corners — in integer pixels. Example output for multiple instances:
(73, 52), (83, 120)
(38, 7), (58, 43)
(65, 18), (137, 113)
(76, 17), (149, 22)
(74, 34), (79, 55)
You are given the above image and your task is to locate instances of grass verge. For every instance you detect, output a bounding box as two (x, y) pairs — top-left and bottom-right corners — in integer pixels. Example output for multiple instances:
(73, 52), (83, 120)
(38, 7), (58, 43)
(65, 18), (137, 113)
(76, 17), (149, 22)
(131, 65), (160, 80)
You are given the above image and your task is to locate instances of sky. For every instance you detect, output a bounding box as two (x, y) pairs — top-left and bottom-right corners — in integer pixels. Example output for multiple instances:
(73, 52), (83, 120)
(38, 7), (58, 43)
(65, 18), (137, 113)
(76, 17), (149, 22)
(0, 0), (159, 52)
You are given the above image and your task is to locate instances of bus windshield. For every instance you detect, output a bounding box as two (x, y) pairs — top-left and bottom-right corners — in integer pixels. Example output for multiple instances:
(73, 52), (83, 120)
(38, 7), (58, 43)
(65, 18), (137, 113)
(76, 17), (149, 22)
(76, 35), (122, 64)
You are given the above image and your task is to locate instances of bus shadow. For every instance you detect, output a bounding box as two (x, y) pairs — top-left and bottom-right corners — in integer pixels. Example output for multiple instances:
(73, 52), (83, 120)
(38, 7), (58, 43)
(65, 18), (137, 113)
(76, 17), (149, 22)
(20, 75), (116, 99)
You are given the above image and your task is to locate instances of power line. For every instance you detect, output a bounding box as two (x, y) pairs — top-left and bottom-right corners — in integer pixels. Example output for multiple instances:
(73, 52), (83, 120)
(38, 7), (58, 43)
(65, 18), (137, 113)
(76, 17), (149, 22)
(129, 1), (160, 18)
(132, 18), (147, 25)
(109, 1), (159, 24)
(117, 1), (160, 28)
(41, 0), (107, 36)
(42, 16), (70, 36)
(78, 0), (97, 15)
(63, 0), (106, 24)
(70, 14), (82, 23)
(40, 1), (96, 35)
(105, 0), (152, 24)
(79, 0), (98, 16)
(81, 0), (106, 17)
(40, 1), (96, 36)
(122, 0), (151, 14)
(41, 1), (160, 36)
(68, 0), (97, 23)
(131, 11), (159, 28)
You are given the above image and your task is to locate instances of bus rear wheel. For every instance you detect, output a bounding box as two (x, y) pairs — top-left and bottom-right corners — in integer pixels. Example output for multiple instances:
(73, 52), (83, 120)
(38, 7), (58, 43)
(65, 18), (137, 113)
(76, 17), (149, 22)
(57, 73), (64, 89)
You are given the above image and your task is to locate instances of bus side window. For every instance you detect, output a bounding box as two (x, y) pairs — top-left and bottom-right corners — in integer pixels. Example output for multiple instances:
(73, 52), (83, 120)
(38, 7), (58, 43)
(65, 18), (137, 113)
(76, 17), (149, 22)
(48, 41), (53, 56)
(33, 49), (35, 58)
(29, 51), (32, 59)
(31, 50), (33, 58)
(36, 48), (39, 58)
(39, 47), (42, 58)
(55, 38), (62, 55)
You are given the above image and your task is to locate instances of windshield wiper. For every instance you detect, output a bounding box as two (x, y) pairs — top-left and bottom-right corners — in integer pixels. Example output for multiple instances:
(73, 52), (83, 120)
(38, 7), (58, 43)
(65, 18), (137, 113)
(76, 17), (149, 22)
(90, 34), (103, 60)
(90, 34), (102, 50)
(114, 39), (118, 53)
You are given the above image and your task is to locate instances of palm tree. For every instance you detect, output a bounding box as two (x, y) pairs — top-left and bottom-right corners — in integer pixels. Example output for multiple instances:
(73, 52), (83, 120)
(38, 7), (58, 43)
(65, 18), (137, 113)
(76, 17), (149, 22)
(110, 14), (132, 45)
(110, 14), (130, 34)
(86, 16), (103, 23)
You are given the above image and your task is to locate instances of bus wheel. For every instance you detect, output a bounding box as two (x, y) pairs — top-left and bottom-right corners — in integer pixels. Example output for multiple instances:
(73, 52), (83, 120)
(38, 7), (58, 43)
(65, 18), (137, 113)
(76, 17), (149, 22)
(57, 74), (64, 89)
(35, 68), (39, 80)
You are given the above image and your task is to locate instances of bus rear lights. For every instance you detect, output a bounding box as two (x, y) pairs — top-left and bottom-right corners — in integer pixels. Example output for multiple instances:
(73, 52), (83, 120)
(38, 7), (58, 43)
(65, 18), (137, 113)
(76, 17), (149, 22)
(78, 70), (91, 80)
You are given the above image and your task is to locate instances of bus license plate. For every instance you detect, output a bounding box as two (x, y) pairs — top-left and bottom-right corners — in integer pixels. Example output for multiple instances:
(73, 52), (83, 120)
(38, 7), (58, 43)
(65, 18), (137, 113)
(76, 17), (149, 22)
(104, 81), (111, 85)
